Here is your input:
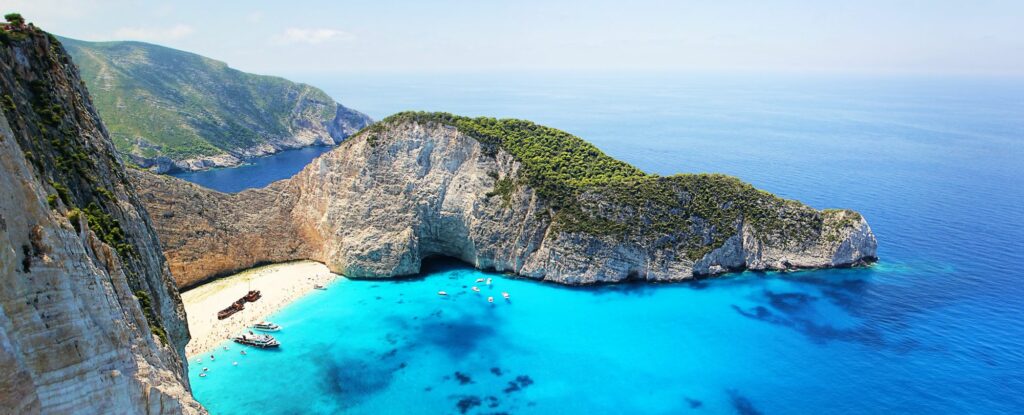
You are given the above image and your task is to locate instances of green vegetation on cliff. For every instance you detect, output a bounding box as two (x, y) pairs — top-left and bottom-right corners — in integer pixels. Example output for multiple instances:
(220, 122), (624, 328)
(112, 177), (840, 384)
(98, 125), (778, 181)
(369, 112), (849, 259)
(59, 36), (357, 163)
(2, 23), (168, 342)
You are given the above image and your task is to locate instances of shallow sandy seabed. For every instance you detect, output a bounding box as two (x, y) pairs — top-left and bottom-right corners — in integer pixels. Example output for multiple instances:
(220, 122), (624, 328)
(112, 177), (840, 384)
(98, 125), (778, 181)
(181, 260), (337, 357)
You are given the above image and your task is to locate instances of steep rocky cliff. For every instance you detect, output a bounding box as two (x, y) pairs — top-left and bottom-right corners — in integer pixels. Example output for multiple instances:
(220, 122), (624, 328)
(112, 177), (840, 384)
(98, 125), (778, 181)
(136, 112), (876, 289)
(61, 36), (372, 173)
(0, 23), (203, 413)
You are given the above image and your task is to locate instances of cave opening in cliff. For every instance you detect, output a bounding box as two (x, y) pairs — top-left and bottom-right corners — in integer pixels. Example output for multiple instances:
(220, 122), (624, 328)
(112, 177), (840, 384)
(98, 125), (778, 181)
(419, 255), (477, 275)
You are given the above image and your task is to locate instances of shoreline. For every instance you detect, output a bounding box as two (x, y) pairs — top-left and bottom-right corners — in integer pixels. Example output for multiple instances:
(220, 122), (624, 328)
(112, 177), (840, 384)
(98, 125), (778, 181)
(180, 260), (337, 357)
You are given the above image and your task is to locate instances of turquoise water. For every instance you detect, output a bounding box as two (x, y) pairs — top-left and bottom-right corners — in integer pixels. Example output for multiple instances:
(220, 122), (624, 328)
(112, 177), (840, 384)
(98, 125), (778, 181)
(187, 73), (1024, 414)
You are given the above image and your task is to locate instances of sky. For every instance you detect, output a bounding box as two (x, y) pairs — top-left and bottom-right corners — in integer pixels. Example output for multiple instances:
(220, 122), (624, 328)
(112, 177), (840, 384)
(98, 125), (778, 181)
(5, 0), (1023, 77)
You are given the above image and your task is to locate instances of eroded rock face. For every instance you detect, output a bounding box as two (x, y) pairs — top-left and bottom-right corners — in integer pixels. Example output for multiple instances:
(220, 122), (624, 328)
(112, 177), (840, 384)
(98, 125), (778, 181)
(136, 119), (876, 289)
(132, 173), (313, 289)
(0, 28), (203, 414)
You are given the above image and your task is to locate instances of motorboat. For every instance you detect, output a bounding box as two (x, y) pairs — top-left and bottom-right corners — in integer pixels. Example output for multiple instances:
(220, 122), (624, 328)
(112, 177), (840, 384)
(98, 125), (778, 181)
(314, 284), (327, 290)
(502, 292), (510, 300)
(471, 286), (480, 292)
(487, 296), (494, 303)
(475, 278), (484, 283)
(233, 333), (280, 349)
(486, 278), (492, 285)
(253, 321), (281, 332)
(438, 291), (448, 296)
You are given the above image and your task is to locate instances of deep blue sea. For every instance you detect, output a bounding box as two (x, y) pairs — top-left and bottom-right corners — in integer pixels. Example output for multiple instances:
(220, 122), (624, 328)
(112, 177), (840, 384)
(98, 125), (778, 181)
(169, 145), (335, 193)
(184, 73), (1024, 414)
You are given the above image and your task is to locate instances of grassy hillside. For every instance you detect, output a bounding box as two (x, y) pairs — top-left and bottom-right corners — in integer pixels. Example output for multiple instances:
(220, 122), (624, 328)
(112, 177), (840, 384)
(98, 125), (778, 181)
(60, 36), (365, 165)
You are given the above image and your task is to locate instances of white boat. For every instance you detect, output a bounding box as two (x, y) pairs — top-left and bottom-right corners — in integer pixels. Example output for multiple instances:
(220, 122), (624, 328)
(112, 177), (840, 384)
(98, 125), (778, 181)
(233, 333), (280, 348)
(502, 292), (510, 300)
(314, 284), (327, 290)
(487, 296), (494, 303)
(471, 286), (480, 292)
(475, 278), (484, 283)
(438, 291), (448, 296)
(486, 278), (492, 285)
(253, 321), (281, 332)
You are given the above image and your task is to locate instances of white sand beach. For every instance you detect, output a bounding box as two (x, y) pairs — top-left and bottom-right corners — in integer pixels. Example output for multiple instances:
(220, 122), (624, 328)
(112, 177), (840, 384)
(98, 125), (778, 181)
(180, 260), (337, 357)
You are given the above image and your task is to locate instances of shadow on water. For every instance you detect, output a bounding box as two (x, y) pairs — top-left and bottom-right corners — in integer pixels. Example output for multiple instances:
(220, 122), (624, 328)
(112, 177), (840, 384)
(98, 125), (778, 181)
(321, 355), (399, 408)
(730, 268), (935, 353)
(727, 389), (764, 415)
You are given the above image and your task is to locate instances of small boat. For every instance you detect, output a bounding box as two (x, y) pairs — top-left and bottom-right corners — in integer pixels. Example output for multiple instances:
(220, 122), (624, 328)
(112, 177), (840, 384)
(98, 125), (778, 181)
(202, 367), (208, 372)
(487, 296), (494, 303)
(199, 373), (207, 378)
(232, 362), (238, 366)
(475, 278), (484, 283)
(471, 286), (480, 292)
(486, 278), (492, 285)
(314, 284), (327, 290)
(502, 292), (510, 300)
(437, 291), (448, 296)
(240, 350), (247, 355)
(233, 333), (280, 349)
(253, 321), (281, 332)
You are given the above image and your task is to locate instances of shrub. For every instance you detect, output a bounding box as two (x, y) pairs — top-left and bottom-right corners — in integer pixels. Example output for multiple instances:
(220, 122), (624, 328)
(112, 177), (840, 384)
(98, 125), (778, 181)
(4, 13), (25, 26)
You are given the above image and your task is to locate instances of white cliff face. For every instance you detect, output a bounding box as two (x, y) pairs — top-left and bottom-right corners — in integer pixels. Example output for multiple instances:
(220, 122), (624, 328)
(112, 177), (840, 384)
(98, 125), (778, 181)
(137, 119), (876, 288)
(291, 122), (876, 284)
(0, 29), (203, 414)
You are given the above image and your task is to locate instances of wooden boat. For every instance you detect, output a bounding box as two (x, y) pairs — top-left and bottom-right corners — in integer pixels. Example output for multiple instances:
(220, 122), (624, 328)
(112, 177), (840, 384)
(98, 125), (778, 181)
(244, 290), (261, 302)
(217, 299), (245, 320)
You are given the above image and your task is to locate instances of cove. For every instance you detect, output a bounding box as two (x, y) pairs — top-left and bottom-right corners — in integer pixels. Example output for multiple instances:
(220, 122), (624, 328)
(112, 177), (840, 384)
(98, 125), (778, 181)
(187, 73), (1024, 414)
(169, 145), (336, 193)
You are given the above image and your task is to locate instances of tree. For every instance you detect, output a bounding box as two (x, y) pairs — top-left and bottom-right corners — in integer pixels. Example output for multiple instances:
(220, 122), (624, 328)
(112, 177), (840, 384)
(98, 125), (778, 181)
(4, 13), (25, 27)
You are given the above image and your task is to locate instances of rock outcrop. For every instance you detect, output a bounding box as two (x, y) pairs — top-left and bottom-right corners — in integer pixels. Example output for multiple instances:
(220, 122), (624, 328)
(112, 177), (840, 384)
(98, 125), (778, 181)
(135, 113), (876, 289)
(60, 36), (373, 173)
(1, 24), (203, 413)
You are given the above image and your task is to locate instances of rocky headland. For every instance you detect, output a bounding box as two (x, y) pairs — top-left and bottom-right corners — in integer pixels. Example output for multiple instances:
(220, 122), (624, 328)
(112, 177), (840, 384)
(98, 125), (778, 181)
(0, 23), (203, 413)
(135, 112), (877, 289)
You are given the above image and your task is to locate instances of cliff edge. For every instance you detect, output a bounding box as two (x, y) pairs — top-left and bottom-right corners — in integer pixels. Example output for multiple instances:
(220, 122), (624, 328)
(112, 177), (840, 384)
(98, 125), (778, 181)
(136, 112), (876, 289)
(0, 21), (203, 413)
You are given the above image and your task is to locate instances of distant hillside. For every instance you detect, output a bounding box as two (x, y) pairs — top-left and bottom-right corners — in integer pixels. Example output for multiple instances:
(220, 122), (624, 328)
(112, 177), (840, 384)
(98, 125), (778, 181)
(60, 36), (372, 172)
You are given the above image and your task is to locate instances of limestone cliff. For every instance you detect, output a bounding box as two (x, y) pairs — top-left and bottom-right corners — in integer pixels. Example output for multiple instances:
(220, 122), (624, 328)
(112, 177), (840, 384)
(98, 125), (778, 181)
(136, 112), (876, 289)
(0, 24), (203, 413)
